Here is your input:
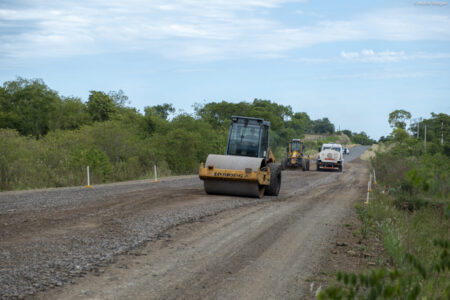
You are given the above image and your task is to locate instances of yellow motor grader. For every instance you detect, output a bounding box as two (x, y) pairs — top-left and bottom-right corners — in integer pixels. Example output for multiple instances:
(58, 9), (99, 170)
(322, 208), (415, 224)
(199, 116), (282, 198)
(282, 139), (310, 171)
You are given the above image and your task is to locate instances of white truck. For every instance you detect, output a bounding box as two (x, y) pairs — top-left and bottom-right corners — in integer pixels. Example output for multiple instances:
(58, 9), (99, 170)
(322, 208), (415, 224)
(316, 143), (344, 172)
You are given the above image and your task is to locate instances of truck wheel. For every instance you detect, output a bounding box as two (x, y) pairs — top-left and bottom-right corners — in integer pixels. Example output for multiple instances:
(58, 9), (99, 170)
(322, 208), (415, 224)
(265, 163), (281, 196)
(317, 164), (321, 171)
(338, 164), (343, 172)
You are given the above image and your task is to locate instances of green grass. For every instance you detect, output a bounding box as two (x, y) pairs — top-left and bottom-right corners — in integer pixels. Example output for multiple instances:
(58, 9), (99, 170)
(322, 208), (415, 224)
(368, 192), (449, 267)
(319, 195), (449, 299)
(365, 192), (449, 298)
(319, 188), (449, 299)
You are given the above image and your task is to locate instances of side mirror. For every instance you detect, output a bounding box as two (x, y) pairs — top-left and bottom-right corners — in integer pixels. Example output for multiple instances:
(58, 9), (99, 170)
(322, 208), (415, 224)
(318, 147), (321, 152)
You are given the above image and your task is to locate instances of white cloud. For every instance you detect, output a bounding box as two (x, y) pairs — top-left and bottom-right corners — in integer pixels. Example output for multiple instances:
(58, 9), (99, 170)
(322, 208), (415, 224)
(317, 71), (432, 80)
(340, 49), (450, 63)
(341, 49), (406, 62)
(292, 49), (450, 65)
(0, 2), (450, 64)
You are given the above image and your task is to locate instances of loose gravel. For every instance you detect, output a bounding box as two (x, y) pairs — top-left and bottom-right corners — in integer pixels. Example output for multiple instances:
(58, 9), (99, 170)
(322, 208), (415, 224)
(0, 177), (197, 214)
(1, 196), (268, 298)
(0, 146), (368, 299)
(1, 189), (265, 298)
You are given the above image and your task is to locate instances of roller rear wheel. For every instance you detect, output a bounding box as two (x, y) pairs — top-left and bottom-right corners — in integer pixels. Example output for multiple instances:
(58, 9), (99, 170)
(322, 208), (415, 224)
(265, 163), (281, 196)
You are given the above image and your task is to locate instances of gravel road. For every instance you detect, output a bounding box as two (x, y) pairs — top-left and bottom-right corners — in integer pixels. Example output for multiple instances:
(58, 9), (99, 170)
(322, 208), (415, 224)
(0, 146), (369, 299)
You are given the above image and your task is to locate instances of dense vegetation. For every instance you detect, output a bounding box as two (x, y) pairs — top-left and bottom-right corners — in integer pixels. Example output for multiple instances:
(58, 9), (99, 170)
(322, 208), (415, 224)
(342, 130), (376, 146)
(0, 77), (367, 191)
(319, 111), (450, 299)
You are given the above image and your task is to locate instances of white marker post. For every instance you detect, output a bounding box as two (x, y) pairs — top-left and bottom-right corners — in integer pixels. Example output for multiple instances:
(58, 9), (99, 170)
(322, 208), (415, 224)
(86, 166), (92, 188)
(365, 173), (372, 204)
(154, 165), (158, 183)
(373, 169), (377, 185)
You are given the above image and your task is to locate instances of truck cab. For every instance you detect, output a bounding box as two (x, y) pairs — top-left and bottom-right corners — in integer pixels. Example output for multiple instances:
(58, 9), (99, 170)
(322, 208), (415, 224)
(317, 143), (344, 172)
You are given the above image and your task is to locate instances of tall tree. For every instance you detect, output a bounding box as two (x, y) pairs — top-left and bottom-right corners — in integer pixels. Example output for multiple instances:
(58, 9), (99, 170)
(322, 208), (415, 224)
(342, 129), (352, 138)
(2, 77), (61, 138)
(195, 99), (292, 131)
(87, 91), (116, 122)
(195, 101), (250, 128)
(108, 89), (129, 107)
(312, 118), (335, 134)
(148, 103), (176, 120)
(55, 97), (92, 130)
(288, 112), (313, 133)
(351, 131), (376, 145)
(388, 109), (412, 129)
(0, 86), (20, 130)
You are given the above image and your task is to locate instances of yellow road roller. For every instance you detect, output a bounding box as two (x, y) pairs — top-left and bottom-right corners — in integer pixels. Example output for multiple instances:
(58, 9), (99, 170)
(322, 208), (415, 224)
(199, 116), (282, 198)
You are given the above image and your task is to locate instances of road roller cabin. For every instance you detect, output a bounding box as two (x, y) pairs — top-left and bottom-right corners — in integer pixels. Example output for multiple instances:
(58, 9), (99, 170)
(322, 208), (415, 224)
(199, 116), (282, 198)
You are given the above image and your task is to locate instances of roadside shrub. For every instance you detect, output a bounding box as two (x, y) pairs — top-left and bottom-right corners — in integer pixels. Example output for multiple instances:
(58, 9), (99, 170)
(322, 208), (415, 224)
(70, 147), (113, 183)
(372, 152), (415, 191)
(150, 115), (225, 175)
(393, 193), (429, 212)
(318, 239), (450, 300)
(0, 121), (166, 190)
(0, 129), (41, 190)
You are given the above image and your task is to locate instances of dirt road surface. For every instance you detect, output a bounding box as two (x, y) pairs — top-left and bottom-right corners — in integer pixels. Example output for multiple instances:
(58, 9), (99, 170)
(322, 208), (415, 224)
(0, 146), (370, 299)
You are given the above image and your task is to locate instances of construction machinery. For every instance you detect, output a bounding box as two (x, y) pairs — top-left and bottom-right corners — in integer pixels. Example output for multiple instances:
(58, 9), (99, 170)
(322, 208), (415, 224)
(282, 139), (310, 171)
(199, 116), (282, 198)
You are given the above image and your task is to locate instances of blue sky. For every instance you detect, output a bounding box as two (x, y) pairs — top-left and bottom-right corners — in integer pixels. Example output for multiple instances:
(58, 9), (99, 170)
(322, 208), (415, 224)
(1, 0), (449, 139)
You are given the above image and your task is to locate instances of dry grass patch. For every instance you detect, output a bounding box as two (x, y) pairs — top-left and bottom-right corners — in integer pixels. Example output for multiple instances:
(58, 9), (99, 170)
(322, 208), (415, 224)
(360, 143), (393, 161)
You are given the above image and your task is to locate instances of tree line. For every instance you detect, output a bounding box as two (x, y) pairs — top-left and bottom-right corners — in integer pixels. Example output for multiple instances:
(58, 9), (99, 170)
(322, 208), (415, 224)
(378, 109), (450, 155)
(0, 78), (341, 139)
(0, 77), (367, 191)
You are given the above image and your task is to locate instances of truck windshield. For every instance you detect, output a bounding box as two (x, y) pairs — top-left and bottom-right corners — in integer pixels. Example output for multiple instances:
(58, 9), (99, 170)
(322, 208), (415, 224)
(227, 124), (261, 157)
(291, 142), (302, 151)
(323, 146), (341, 151)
